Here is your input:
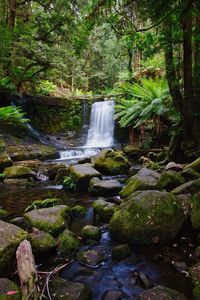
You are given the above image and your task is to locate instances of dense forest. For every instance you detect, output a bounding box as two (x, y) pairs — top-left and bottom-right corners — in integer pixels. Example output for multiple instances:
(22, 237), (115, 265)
(0, 1), (200, 300)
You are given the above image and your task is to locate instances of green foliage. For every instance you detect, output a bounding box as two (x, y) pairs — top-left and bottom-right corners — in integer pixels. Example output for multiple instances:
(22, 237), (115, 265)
(25, 198), (62, 213)
(63, 176), (77, 191)
(0, 173), (5, 180)
(35, 80), (56, 96)
(114, 78), (178, 128)
(0, 106), (29, 125)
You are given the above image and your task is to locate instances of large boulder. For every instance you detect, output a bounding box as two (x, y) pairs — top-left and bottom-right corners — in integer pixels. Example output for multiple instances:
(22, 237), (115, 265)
(0, 152), (13, 173)
(93, 199), (116, 223)
(0, 278), (21, 300)
(120, 168), (160, 198)
(89, 177), (122, 196)
(3, 165), (35, 179)
(24, 205), (70, 236)
(57, 229), (79, 257)
(138, 285), (187, 300)
(0, 221), (27, 272)
(109, 190), (185, 245)
(92, 149), (130, 175)
(157, 171), (185, 191)
(68, 163), (101, 190)
(51, 277), (92, 300)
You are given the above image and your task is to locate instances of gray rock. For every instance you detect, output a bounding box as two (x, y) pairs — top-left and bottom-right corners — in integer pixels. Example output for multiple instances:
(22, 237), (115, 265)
(76, 249), (104, 266)
(93, 199), (116, 223)
(109, 190), (185, 245)
(0, 220), (27, 272)
(0, 152), (13, 173)
(89, 177), (122, 196)
(51, 277), (92, 300)
(81, 225), (101, 241)
(24, 205), (70, 236)
(68, 163), (101, 190)
(120, 168), (160, 198)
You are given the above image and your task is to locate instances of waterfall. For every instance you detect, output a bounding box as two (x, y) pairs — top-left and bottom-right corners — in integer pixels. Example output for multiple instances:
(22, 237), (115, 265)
(85, 100), (115, 148)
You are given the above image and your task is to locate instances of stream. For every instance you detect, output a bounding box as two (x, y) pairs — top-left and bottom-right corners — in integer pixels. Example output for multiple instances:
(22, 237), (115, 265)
(0, 100), (194, 299)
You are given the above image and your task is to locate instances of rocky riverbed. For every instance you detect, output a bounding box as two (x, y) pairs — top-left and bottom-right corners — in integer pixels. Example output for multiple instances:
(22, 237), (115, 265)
(0, 143), (200, 299)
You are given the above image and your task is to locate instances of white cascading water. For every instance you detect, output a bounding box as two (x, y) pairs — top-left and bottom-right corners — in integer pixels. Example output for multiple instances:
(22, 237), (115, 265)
(58, 100), (115, 162)
(85, 100), (115, 148)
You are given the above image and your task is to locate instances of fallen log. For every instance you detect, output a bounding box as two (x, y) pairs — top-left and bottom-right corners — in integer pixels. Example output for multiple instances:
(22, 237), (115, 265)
(16, 239), (39, 300)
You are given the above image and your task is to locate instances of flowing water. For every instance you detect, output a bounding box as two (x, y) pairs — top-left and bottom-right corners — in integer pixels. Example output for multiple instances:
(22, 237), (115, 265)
(58, 100), (115, 162)
(86, 100), (115, 148)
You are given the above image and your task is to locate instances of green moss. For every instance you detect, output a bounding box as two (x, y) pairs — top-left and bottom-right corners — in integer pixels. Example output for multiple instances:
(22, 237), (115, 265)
(24, 205), (71, 237)
(25, 198), (62, 212)
(112, 244), (131, 261)
(184, 157), (200, 172)
(157, 171), (185, 191)
(30, 231), (56, 253)
(28, 100), (83, 134)
(191, 193), (200, 230)
(3, 166), (33, 178)
(71, 205), (86, 217)
(93, 150), (130, 175)
(0, 209), (9, 219)
(81, 225), (101, 241)
(93, 199), (116, 223)
(109, 190), (185, 245)
(0, 140), (5, 153)
(57, 229), (79, 257)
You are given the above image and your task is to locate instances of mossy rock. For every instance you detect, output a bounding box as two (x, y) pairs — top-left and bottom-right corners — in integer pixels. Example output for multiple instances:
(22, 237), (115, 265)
(109, 190), (185, 245)
(7, 144), (59, 161)
(29, 230), (56, 253)
(76, 249), (104, 266)
(81, 225), (101, 241)
(172, 179), (200, 195)
(70, 205), (87, 218)
(0, 153), (13, 173)
(25, 198), (62, 212)
(3, 166), (35, 179)
(57, 229), (79, 257)
(138, 285), (187, 300)
(92, 149), (130, 175)
(112, 244), (131, 261)
(0, 140), (5, 153)
(184, 157), (200, 172)
(120, 168), (160, 198)
(0, 220), (27, 273)
(191, 193), (200, 230)
(0, 278), (21, 300)
(157, 171), (185, 191)
(0, 210), (9, 219)
(181, 168), (200, 181)
(68, 163), (101, 191)
(88, 177), (122, 196)
(93, 199), (116, 223)
(24, 205), (70, 237)
(51, 277), (92, 300)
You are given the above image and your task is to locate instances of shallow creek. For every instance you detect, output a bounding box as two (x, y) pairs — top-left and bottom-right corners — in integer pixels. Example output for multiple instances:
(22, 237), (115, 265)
(0, 172), (194, 299)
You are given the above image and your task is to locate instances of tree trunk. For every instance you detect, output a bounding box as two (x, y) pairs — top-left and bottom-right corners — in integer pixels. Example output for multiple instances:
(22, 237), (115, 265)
(128, 48), (133, 78)
(182, 11), (194, 138)
(163, 19), (183, 113)
(8, 0), (16, 28)
(193, 13), (200, 144)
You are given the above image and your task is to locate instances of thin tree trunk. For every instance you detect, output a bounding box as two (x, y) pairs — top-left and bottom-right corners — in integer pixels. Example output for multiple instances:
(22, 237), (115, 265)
(8, 0), (16, 28)
(193, 13), (200, 144)
(163, 19), (183, 113)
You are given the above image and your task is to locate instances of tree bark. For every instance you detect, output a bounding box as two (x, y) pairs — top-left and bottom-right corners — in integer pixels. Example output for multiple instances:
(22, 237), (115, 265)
(16, 240), (39, 300)
(8, 0), (17, 28)
(163, 19), (183, 113)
